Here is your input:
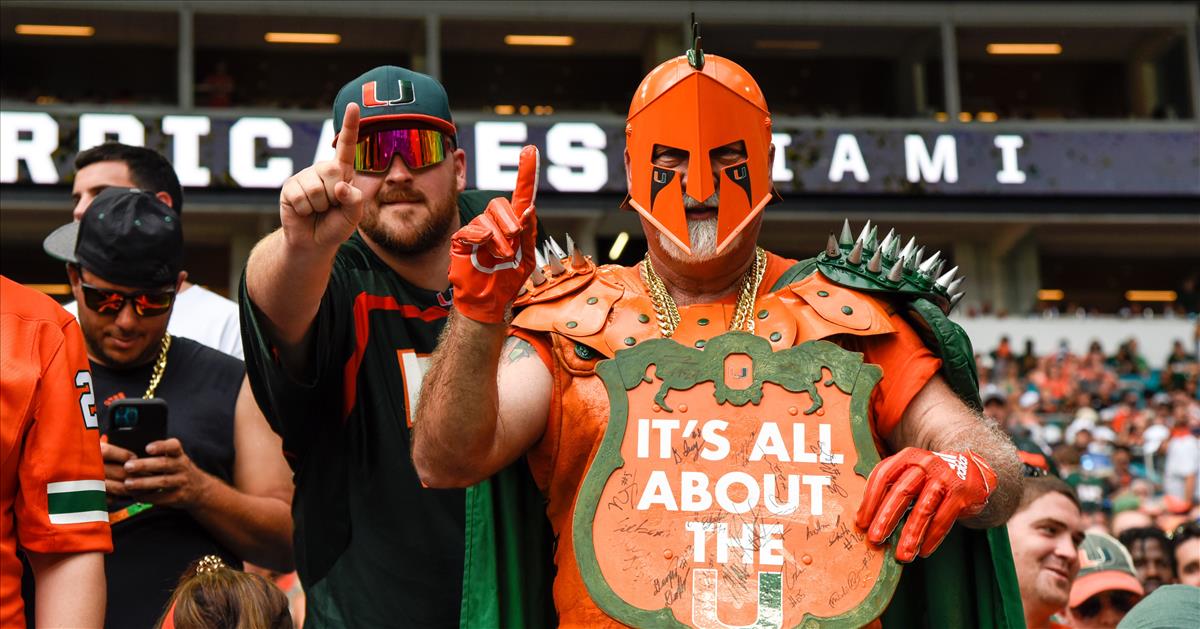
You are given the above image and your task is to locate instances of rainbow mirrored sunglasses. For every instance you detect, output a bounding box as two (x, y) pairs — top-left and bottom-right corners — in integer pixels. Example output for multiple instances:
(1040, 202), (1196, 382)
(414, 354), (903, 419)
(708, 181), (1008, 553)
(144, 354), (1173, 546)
(354, 127), (449, 173)
(80, 283), (176, 317)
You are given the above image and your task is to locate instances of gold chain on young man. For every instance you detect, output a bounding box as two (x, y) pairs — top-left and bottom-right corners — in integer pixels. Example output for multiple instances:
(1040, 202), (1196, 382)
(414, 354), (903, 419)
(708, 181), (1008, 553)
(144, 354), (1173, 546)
(641, 247), (767, 338)
(143, 333), (171, 399)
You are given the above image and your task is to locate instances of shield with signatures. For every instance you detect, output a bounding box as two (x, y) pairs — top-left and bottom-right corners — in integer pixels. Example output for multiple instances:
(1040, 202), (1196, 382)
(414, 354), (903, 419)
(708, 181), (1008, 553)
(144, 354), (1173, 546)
(573, 333), (901, 628)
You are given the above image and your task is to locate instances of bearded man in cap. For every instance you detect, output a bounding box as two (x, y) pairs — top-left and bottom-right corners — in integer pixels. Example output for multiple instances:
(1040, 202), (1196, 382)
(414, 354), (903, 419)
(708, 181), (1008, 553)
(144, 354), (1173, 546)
(42, 188), (294, 628)
(241, 66), (553, 628)
(414, 39), (1025, 627)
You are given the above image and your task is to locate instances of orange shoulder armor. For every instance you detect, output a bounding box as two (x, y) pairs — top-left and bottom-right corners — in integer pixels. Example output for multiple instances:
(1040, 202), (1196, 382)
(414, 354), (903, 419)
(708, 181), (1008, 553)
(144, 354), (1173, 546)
(772, 270), (896, 342)
(512, 255), (895, 359)
(512, 254), (663, 359)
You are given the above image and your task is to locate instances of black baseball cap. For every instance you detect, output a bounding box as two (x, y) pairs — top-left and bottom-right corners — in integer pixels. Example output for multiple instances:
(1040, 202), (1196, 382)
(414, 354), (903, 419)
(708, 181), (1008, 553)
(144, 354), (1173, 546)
(332, 65), (456, 144)
(43, 187), (183, 288)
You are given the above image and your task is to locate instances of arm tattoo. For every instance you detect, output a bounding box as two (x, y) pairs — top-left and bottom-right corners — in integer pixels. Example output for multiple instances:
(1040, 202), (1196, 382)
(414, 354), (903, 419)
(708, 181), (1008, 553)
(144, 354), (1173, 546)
(501, 336), (537, 365)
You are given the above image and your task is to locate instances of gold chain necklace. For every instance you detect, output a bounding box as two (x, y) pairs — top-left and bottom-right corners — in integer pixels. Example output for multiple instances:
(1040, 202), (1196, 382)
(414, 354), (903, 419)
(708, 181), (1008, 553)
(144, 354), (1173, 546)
(641, 247), (767, 338)
(143, 333), (171, 399)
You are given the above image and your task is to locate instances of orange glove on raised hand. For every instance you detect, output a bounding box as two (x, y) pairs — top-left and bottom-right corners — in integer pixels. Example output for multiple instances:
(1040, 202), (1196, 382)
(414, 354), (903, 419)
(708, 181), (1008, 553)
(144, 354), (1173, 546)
(855, 447), (997, 563)
(448, 145), (539, 323)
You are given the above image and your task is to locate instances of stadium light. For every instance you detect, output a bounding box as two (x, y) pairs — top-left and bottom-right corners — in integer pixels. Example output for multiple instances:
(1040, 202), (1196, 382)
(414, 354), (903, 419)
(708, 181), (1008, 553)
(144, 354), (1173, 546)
(1125, 290), (1177, 302)
(977, 111), (999, 122)
(505, 35), (574, 46)
(986, 43), (1062, 55)
(264, 32), (341, 44)
(609, 232), (630, 260)
(1037, 289), (1064, 301)
(754, 40), (821, 51)
(15, 24), (95, 37)
(493, 105), (516, 115)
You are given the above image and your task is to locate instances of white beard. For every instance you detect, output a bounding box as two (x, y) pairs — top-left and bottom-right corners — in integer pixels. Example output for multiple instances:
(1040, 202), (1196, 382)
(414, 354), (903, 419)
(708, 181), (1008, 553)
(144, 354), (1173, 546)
(657, 193), (723, 262)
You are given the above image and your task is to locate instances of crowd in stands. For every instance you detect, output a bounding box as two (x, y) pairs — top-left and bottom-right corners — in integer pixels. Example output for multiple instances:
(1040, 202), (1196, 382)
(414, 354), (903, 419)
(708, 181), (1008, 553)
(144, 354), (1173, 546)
(980, 331), (1200, 542)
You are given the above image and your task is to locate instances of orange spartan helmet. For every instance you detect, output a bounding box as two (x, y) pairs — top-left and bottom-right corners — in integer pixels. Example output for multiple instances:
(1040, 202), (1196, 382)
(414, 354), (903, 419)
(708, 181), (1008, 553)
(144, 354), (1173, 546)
(623, 48), (779, 255)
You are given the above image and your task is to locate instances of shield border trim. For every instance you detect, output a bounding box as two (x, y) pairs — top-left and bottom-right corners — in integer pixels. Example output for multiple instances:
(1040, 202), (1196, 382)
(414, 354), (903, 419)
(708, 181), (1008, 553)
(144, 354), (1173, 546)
(573, 334), (901, 628)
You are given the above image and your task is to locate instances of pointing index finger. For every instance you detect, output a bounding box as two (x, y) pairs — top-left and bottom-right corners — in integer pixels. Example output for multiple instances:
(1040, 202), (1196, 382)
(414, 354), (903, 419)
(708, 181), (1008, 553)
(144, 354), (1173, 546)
(335, 102), (361, 180)
(510, 145), (540, 215)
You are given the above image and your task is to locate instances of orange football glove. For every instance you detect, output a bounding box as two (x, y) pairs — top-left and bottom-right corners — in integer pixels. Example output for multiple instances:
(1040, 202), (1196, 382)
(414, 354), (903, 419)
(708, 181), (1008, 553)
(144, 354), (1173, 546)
(448, 145), (539, 323)
(855, 447), (997, 562)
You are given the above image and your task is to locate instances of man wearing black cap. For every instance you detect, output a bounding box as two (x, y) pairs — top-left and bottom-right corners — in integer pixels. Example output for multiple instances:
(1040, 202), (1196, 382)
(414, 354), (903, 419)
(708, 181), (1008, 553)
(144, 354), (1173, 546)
(241, 66), (552, 627)
(61, 142), (243, 359)
(43, 187), (295, 629)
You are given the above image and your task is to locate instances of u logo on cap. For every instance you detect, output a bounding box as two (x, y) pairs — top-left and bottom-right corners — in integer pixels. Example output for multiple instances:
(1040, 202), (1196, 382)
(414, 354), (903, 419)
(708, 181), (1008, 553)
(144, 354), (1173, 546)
(362, 80), (415, 107)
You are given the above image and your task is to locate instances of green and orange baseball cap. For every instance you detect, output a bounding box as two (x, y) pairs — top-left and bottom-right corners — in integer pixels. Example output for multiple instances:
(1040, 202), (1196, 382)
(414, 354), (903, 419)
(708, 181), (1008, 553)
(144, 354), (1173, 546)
(1069, 532), (1146, 608)
(332, 65), (456, 143)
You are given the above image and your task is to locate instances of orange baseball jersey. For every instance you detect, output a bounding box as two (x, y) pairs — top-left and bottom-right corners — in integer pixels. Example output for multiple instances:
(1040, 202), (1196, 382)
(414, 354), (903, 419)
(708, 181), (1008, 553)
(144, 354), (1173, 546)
(1, 275), (111, 628)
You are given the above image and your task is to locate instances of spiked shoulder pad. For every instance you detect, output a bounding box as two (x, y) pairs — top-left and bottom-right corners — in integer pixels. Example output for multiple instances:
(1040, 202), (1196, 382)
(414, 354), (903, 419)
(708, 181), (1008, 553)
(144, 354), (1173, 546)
(815, 219), (965, 315)
(513, 234), (597, 307)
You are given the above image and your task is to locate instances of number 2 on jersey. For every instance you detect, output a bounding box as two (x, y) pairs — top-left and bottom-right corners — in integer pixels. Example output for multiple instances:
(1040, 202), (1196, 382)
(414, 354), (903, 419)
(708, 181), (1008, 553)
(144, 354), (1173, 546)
(75, 370), (99, 429)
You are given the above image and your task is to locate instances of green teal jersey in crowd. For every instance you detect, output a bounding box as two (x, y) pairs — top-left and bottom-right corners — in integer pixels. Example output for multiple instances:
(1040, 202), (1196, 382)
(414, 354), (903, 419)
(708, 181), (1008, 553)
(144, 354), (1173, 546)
(241, 190), (554, 628)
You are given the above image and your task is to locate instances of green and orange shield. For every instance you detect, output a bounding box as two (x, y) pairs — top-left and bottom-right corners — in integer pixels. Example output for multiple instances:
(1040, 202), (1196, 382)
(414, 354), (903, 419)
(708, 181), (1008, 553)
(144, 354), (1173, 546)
(573, 333), (901, 628)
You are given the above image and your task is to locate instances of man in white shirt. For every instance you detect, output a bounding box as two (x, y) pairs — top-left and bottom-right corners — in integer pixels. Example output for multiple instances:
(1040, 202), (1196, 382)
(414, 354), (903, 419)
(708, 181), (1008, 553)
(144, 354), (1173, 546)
(49, 143), (242, 359)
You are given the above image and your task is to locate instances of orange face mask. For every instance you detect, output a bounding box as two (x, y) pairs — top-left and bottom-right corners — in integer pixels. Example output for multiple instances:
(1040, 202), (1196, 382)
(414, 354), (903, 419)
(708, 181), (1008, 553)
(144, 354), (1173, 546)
(624, 54), (778, 255)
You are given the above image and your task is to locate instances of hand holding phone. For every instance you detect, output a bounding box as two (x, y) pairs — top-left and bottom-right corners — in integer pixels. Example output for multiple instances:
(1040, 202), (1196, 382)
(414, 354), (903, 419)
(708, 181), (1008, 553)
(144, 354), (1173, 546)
(106, 398), (168, 456)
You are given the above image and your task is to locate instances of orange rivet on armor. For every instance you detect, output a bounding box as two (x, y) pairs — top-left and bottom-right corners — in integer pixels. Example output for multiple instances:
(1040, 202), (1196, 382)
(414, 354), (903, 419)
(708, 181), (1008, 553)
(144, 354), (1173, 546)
(802, 554), (813, 565)
(787, 406), (798, 416)
(817, 409), (825, 416)
(663, 549), (673, 559)
(652, 404), (662, 412)
(678, 404), (688, 413)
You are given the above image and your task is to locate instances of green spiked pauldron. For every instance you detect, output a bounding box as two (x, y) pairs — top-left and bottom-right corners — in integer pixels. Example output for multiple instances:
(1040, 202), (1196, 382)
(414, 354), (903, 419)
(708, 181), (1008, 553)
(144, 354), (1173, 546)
(815, 219), (965, 315)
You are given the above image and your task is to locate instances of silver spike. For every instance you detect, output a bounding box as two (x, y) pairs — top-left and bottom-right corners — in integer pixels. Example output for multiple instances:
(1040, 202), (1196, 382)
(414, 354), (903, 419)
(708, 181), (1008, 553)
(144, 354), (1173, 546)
(950, 292), (964, 309)
(919, 250), (942, 275)
(547, 235), (567, 260)
(867, 247), (883, 273)
(517, 283), (528, 296)
(878, 229), (896, 254)
(935, 266), (959, 289)
(530, 264), (546, 286)
(847, 240), (864, 265)
(865, 225), (878, 251)
(856, 219), (873, 245)
(570, 246), (587, 269)
(565, 233), (587, 268)
(534, 246), (547, 269)
(884, 233), (901, 260)
(887, 257), (905, 282)
(947, 277), (964, 295)
(564, 233), (575, 255)
(545, 246), (567, 276)
(898, 237), (917, 262)
(839, 220), (855, 246)
(933, 260), (946, 280)
(902, 246), (921, 270)
(825, 233), (841, 257)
